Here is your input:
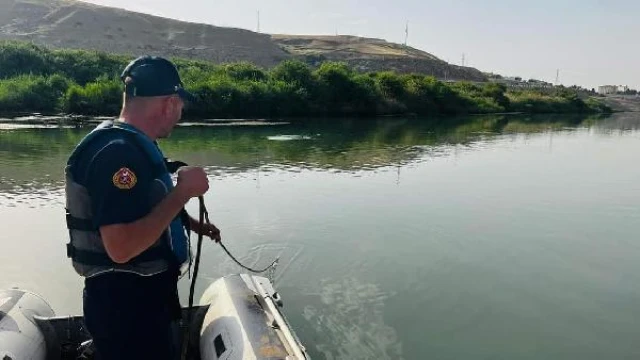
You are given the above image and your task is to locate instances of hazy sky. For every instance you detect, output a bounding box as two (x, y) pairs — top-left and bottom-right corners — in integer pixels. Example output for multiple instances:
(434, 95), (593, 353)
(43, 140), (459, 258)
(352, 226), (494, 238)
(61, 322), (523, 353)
(81, 0), (639, 90)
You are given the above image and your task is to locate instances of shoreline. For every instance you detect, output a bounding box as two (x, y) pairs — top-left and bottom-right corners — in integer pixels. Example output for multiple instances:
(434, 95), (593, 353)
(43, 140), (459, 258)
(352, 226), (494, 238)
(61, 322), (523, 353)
(0, 110), (618, 127)
(0, 41), (612, 121)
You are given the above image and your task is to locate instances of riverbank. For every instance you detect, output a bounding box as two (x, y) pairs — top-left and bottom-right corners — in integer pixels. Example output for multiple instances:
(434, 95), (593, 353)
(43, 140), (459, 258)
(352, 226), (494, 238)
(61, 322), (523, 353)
(0, 41), (611, 118)
(599, 95), (640, 113)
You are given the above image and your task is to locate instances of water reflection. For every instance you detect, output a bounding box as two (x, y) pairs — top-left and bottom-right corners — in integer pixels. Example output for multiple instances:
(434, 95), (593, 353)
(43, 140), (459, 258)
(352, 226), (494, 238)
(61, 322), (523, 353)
(0, 113), (615, 199)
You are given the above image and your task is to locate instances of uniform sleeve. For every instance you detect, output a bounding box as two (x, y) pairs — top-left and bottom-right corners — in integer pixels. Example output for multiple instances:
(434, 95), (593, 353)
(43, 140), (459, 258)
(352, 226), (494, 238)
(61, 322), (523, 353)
(85, 139), (154, 228)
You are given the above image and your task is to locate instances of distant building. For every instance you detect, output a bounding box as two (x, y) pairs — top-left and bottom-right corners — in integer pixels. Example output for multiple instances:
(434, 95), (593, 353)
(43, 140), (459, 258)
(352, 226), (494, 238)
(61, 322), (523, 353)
(526, 79), (553, 87)
(598, 85), (629, 94)
(490, 77), (552, 90)
(597, 85), (617, 94)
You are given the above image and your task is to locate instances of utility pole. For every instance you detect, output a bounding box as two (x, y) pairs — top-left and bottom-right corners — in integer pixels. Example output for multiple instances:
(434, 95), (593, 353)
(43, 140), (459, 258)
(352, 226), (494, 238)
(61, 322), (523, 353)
(555, 69), (560, 86)
(257, 10), (260, 33)
(462, 53), (465, 67)
(404, 21), (409, 46)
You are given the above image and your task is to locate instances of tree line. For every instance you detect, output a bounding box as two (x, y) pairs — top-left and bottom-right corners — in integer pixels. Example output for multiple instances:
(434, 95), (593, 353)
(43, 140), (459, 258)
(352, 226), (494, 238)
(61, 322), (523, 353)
(0, 41), (611, 118)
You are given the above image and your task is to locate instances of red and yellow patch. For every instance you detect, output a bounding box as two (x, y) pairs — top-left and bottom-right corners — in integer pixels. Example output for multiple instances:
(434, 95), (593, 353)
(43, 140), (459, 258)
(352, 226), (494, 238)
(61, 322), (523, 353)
(112, 167), (137, 190)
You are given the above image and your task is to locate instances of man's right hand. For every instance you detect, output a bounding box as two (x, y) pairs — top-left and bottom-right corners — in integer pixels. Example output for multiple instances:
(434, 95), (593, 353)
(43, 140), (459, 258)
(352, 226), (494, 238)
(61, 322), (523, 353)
(176, 166), (209, 198)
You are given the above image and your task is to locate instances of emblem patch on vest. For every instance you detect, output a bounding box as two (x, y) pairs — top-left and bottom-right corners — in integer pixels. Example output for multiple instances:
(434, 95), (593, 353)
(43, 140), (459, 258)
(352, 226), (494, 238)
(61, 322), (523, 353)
(112, 167), (137, 189)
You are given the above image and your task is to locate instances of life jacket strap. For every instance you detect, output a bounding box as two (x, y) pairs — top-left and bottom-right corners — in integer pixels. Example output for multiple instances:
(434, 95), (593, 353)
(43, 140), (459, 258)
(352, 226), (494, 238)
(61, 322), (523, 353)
(66, 243), (169, 267)
(66, 212), (96, 231)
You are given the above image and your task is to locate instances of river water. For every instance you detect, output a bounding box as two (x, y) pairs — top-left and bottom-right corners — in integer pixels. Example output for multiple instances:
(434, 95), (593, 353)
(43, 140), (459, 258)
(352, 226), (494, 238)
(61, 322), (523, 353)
(1, 113), (640, 359)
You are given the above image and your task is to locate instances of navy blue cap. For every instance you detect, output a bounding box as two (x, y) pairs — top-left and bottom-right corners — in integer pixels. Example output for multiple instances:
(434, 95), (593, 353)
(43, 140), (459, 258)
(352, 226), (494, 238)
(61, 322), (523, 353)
(120, 55), (196, 102)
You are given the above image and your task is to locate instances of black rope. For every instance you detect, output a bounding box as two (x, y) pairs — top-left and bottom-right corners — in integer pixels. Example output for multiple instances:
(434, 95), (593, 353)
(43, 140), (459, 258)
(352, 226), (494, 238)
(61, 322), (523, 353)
(180, 196), (279, 360)
(180, 197), (205, 360)
(218, 242), (279, 274)
(200, 197), (279, 274)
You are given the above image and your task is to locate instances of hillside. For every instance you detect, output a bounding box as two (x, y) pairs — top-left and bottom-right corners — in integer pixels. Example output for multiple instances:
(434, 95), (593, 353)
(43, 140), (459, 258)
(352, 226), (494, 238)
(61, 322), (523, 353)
(0, 0), (289, 66)
(0, 0), (486, 81)
(272, 35), (487, 81)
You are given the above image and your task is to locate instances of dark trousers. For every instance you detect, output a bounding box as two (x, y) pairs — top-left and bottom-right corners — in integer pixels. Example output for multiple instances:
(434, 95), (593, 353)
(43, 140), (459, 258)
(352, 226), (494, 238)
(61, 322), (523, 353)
(83, 271), (181, 360)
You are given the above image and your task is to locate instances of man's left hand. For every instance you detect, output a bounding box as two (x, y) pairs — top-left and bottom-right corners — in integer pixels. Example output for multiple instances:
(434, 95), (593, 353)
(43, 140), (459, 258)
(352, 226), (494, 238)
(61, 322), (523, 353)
(190, 217), (222, 243)
(200, 222), (222, 243)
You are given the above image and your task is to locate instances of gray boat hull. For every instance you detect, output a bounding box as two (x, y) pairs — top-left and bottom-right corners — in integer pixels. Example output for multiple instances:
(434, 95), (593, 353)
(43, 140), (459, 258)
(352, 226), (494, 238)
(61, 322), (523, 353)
(0, 275), (308, 360)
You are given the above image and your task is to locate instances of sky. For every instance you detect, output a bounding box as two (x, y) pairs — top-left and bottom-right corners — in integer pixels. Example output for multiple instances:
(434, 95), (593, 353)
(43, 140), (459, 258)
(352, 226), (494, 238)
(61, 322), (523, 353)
(81, 0), (639, 90)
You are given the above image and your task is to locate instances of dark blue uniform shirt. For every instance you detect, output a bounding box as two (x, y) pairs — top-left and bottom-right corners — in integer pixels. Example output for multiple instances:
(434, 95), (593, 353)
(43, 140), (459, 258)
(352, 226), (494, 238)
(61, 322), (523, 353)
(73, 131), (180, 360)
(73, 135), (153, 229)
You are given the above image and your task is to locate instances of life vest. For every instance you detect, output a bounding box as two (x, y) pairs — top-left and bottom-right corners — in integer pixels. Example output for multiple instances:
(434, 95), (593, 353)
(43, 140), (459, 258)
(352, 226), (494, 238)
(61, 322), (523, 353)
(64, 120), (190, 278)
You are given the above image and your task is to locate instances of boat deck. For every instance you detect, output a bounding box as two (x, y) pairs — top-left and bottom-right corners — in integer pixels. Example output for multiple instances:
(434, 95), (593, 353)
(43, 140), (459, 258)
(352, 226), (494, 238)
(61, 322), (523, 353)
(36, 306), (209, 360)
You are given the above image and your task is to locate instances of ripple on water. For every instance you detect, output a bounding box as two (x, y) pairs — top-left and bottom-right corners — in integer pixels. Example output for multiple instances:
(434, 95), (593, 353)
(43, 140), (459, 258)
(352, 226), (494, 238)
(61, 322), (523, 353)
(0, 186), (65, 208)
(267, 135), (313, 141)
(302, 277), (403, 360)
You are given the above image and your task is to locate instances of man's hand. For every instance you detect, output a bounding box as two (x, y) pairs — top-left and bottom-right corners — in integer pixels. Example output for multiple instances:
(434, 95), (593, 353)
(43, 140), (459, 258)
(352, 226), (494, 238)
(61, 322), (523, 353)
(190, 216), (221, 243)
(176, 166), (209, 198)
(202, 222), (222, 243)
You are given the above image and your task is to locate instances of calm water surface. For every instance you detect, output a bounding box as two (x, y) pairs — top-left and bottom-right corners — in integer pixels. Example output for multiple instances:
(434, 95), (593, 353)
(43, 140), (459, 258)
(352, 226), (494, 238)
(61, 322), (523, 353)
(1, 114), (640, 359)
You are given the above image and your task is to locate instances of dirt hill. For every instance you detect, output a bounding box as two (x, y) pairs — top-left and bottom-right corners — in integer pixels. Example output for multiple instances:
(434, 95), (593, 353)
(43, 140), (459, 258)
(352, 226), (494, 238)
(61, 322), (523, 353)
(0, 0), (289, 66)
(0, 0), (487, 81)
(272, 35), (486, 81)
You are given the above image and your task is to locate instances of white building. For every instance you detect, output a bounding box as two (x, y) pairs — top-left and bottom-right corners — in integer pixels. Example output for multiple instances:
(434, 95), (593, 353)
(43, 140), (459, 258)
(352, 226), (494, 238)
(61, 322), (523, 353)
(598, 85), (629, 94)
(598, 85), (617, 94)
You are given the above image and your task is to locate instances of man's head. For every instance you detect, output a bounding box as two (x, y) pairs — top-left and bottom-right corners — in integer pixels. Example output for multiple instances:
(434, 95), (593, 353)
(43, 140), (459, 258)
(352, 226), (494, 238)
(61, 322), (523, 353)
(119, 56), (196, 138)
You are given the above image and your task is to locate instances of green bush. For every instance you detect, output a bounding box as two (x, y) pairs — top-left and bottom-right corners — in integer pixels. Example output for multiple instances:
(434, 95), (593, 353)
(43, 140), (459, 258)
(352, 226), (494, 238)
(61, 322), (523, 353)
(0, 74), (71, 112)
(0, 41), (129, 84)
(268, 79), (312, 116)
(0, 40), (612, 117)
(0, 42), (50, 79)
(375, 71), (407, 100)
(584, 97), (612, 113)
(61, 76), (122, 115)
(270, 60), (316, 90)
(506, 90), (599, 114)
(48, 49), (128, 85)
(482, 83), (510, 109)
(222, 62), (267, 82)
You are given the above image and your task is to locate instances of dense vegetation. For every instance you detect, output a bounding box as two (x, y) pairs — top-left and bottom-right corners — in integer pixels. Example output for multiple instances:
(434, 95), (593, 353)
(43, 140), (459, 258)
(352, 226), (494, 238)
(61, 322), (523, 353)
(0, 41), (611, 118)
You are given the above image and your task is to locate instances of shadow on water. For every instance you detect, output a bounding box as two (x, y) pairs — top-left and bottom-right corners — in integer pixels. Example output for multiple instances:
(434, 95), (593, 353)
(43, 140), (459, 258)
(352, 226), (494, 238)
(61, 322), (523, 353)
(0, 113), (616, 195)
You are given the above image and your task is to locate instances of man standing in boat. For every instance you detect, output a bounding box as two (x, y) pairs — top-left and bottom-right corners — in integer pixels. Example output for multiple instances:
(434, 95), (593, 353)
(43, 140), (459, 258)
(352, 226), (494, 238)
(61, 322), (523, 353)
(64, 56), (220, 360)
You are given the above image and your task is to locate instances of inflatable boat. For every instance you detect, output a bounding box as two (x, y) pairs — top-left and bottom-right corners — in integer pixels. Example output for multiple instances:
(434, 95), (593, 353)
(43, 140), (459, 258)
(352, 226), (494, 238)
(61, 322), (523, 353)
(0, 274), (308, 360)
